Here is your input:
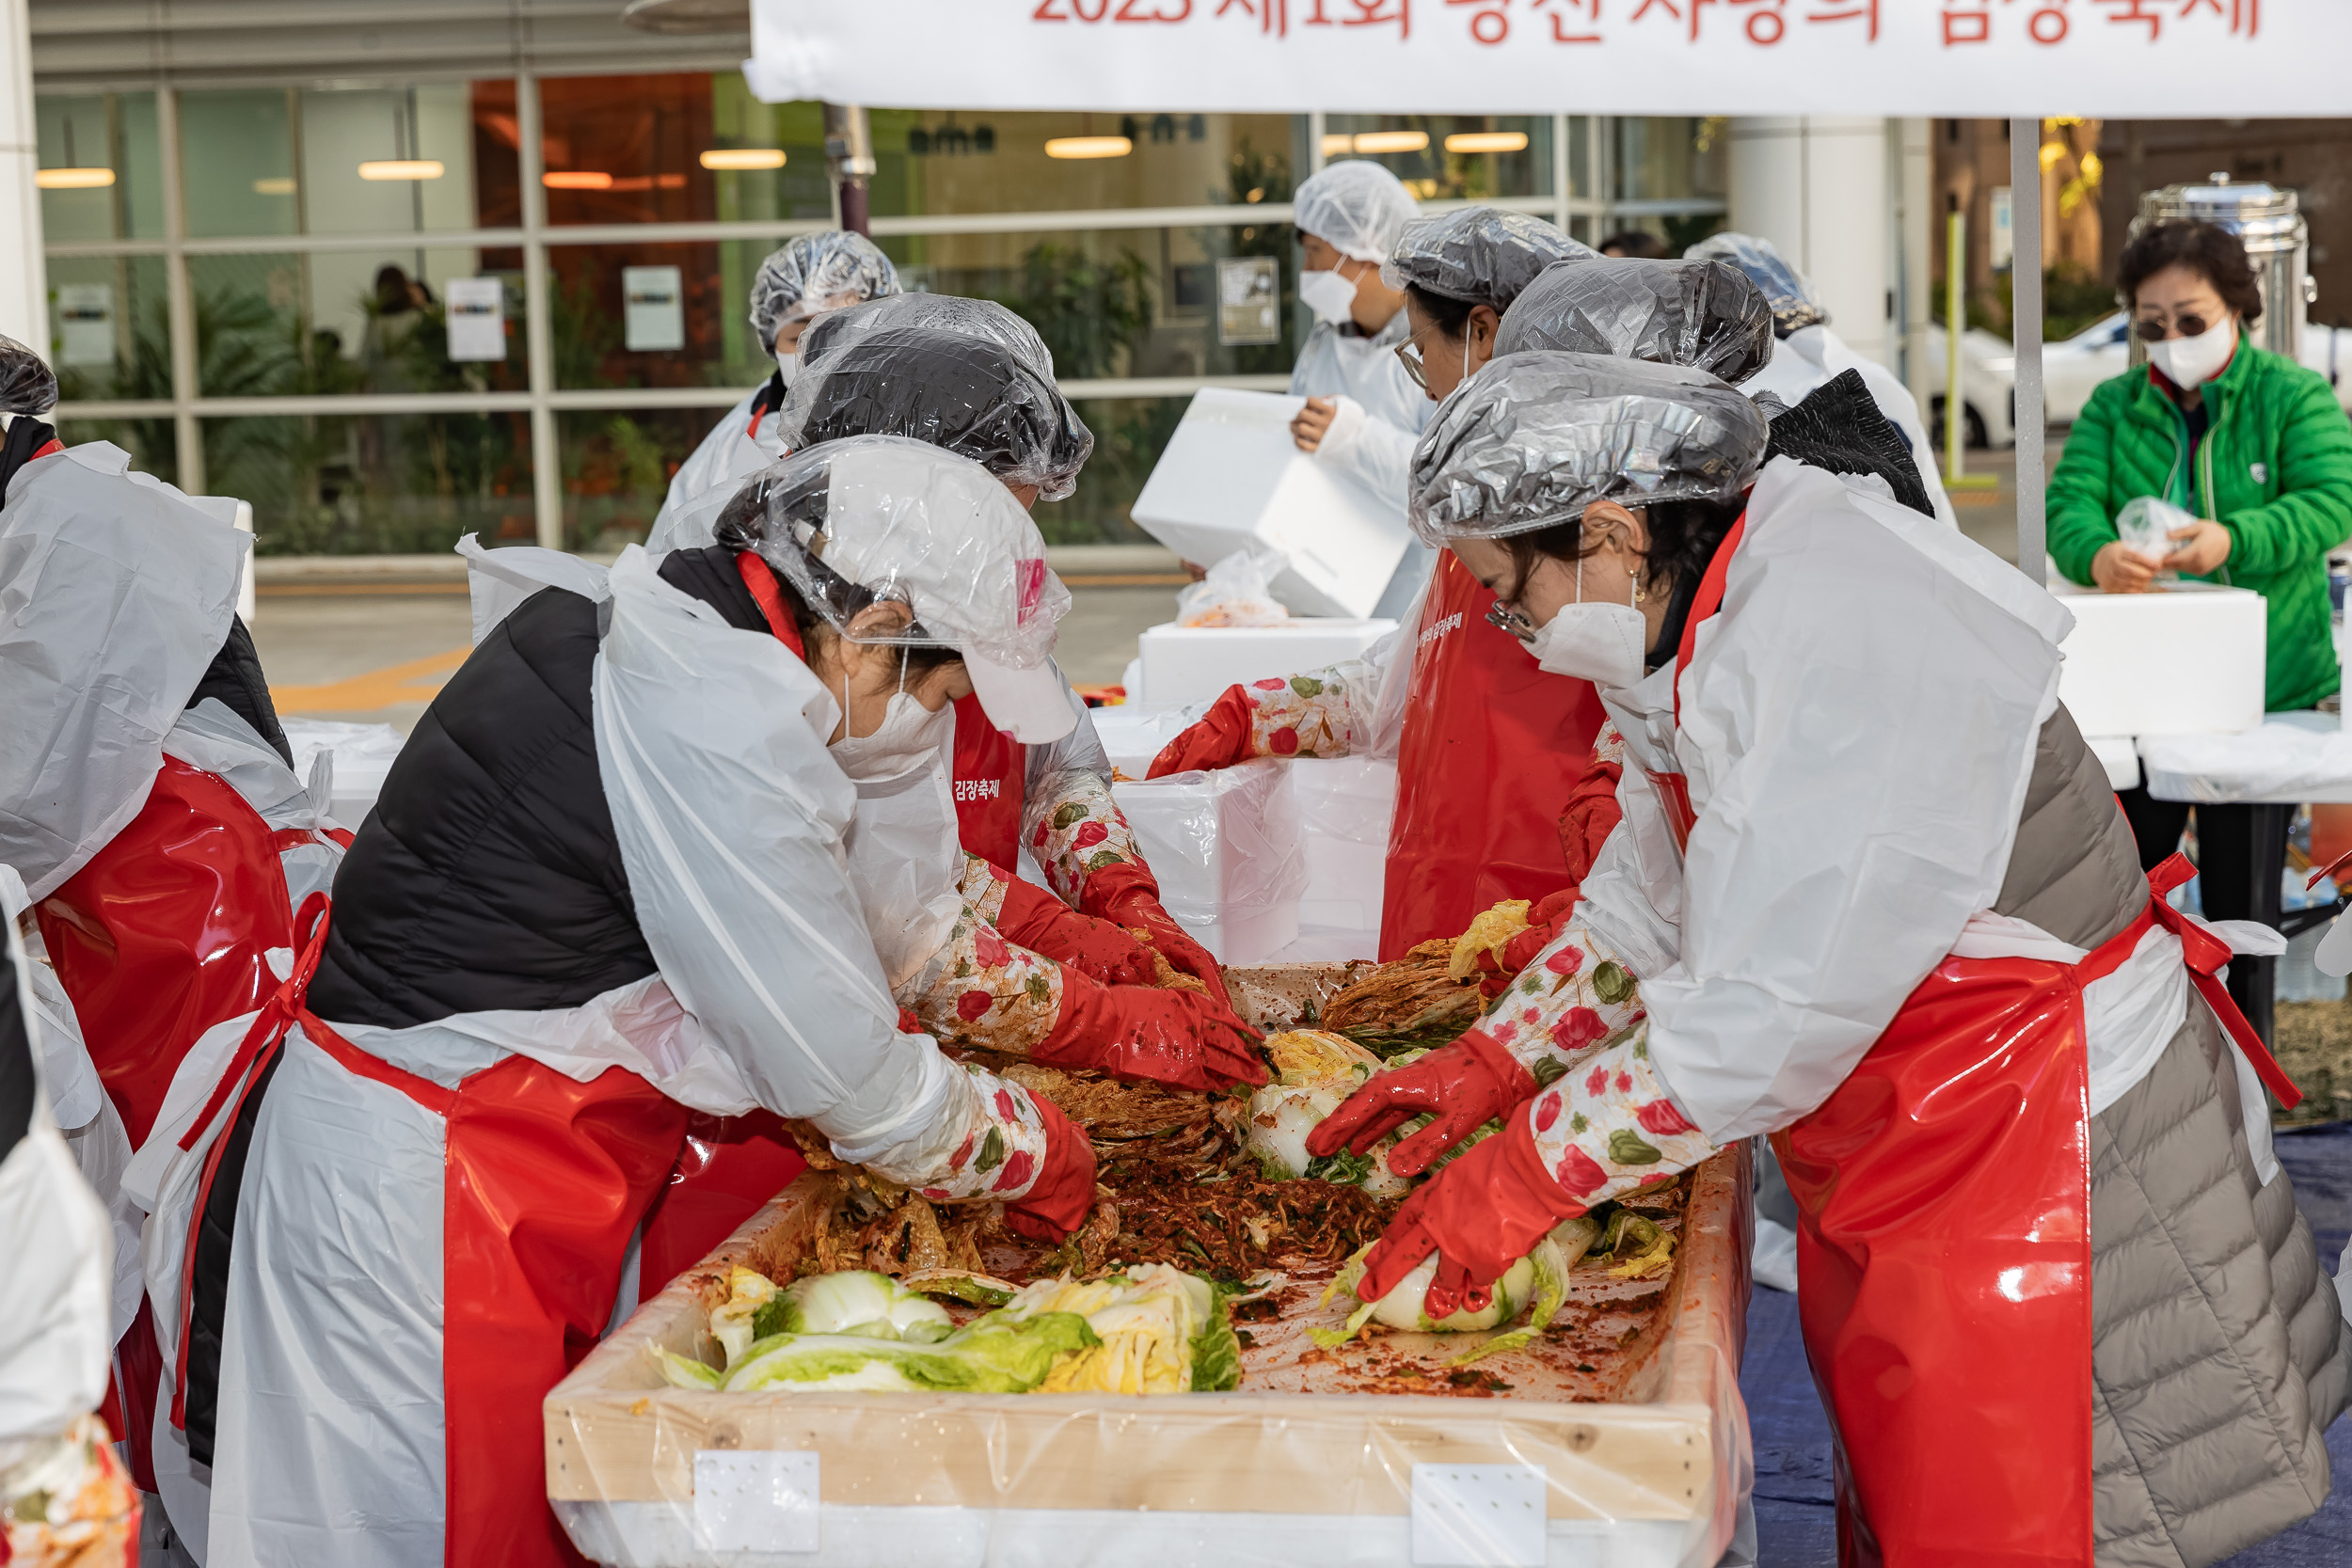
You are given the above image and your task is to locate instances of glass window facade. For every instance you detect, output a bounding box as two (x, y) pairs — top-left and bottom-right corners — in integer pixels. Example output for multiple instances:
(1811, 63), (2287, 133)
(45, 75), (1724, 555)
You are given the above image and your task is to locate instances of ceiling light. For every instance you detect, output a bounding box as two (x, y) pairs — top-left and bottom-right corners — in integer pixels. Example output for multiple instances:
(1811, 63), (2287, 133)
(358, 159), (444, 182)
(36, 167), (115, 190)
(1445, 131), (1528, 154)
(701, 148), (787, 170)
(1044, 135), (1132, 160)
(1321, 130), (1433, 155)
(542, 170), (613, 190)
(253, 177), (296, 196)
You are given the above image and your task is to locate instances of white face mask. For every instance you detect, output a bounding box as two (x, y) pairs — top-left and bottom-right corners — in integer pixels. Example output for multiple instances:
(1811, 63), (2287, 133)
(830, 684), (954, 782)
(1524, 550), (1647, 691)
(774, 348), (802, 387)
(2146, 317), (2235, 392)
(1298, 261), (1361, 327)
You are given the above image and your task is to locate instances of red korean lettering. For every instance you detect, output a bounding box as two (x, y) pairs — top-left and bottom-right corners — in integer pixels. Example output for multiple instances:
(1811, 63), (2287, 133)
(1941, 0), (1990, 42)
(2177, 0), (2258, 36)
(2024, 0), (2069, 43)
(2094, 0), (2159, 37)
(1728, 0), (1790, 43)
(1303, 0), (1410, 32)
(1447, 0), (1509, 42)
(1216, 0), (1287, 32)
(1533, 0), (1602, 40)
(1804, 0), (1876, 37)
(1629, 0), (1681, 25)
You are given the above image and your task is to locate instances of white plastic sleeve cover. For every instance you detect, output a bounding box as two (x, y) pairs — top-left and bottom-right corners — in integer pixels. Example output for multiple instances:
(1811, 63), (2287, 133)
(1312, 394), (1421, 506)
(590, 546), (1025, 1186)
(1634, 460), (2062, 1146)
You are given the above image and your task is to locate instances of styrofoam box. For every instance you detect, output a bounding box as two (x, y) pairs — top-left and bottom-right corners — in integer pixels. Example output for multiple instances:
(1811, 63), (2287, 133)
(1111, 758), (1307, 964)
(2050, 580), (2266, 737)
(1130, 388), (1411, 619)
(1136, 618), (1395, 707)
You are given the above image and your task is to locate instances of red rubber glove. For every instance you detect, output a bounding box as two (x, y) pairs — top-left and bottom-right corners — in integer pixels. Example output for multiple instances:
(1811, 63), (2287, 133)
(994, 875), (1160, 989)
(1558, 756), (1625, 884)
(1032, 963), (1269, 1092)
(1145, 684), (1256, 778)
(1082, 859), (1234, 1009)
(1357, 1113), (1589, 1320)
(1305, 1028), (1536, 1178)
(1474, 888), (1583, 1000)
(1000, 1091), (1097, 1243)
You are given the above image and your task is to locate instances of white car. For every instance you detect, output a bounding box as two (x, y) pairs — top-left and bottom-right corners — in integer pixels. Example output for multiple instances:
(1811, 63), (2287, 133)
(1928, 312), (2352, 445)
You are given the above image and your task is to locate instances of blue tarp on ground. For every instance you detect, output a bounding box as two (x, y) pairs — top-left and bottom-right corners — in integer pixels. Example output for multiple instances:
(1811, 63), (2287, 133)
(1742, 1122), (2352, 1567)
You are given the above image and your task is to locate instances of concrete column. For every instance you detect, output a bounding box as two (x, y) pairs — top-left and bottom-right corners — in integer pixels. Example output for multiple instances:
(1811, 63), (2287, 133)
(1897, 119), (1934, 420)
(0, 0), (47, 357)
(1727, 117), (1893, 368)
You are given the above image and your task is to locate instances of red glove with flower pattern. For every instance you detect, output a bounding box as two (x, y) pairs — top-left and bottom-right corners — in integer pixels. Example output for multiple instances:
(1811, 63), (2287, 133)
(1304, 1028), (1536, 1178)
(1473, 888), (1583, 1000)
(994, 874), (1160, 989)
(1356, 1113), (1592, 1319)
(1032, 967), (1269, 1092)
(1147, 684), (1257, 777)
(1080, 859), (1234, 1008)
(1000, 1091), (1097, 1243)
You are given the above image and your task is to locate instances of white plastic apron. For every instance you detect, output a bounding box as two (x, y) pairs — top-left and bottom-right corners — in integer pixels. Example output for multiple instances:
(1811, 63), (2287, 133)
(842, 750), (966, 992)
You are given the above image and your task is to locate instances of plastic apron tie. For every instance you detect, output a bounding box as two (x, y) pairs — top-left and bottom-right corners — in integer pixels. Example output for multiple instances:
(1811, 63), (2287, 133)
(2144, 850), (2302, 1109)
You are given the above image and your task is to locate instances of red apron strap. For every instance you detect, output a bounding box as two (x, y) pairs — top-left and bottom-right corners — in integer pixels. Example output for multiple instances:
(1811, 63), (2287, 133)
(2144, 853), (2303, 1109)
(734, 550), (806, 658)
(1645, 768), (1698, 855)
(1672, 512), (1749, 725)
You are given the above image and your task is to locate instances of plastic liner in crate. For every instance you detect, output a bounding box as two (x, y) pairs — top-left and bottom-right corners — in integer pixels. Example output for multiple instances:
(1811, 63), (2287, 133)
(1112, 757), (1308, 964)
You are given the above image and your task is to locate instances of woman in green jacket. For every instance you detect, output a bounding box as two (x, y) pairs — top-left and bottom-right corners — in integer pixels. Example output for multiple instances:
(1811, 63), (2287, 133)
(2050, 217), (2352, 1024)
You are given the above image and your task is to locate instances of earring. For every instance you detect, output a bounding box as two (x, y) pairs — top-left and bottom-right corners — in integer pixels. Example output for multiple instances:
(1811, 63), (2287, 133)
(1632, 578), (1646, 606)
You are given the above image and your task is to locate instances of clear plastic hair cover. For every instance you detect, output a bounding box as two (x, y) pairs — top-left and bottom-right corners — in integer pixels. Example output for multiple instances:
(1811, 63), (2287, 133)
(1681, 232), (1827, 338)
(1292, 160), (1420, 264)
(801, 293), (1057, 385)
(774, 325), (1094, 502)
(1379, 208), (1599, 315)
(1493, 258), (1775, 386)
(0, 335), (59, 417)
(749, 231), (901, 351)
(1407, 351), (1768, 544)
(715, 435), (1070, 671)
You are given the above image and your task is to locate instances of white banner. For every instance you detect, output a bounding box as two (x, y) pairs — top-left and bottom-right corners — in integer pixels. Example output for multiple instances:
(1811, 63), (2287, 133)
(748, 0), (2336, 119)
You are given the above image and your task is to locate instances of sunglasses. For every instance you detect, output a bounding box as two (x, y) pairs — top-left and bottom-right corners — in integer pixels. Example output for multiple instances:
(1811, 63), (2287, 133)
(2136, 313), (2212, 342)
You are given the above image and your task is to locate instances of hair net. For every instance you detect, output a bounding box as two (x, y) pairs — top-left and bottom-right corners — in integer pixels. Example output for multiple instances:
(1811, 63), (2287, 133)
(749, 231), (900, 352)
(0, 336), (58, 417)
(1292, 161), (1420, 264)
(1380, 208), (1599, 315)
(1494, 258), (1775, 385)
(1407, 351), (1768, 544)
(801, 293), (1056, 384)
(712, 436), (1073, 741)
(775, 325), (1093, 502)
(1682, 232), (1825, 338)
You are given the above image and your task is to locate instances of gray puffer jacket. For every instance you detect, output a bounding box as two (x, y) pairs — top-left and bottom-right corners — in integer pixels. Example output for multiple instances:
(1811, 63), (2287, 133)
(2000, 705), (2349, 1567)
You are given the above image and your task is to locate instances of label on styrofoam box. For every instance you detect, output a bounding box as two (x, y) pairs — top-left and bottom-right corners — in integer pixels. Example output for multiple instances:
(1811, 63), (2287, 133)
(1410, 1463), (1548, 1568)
(694, 1449), (818, 1554)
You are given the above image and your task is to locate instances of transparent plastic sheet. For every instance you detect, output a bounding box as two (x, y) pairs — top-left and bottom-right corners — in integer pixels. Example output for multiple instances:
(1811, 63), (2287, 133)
(543, 1142), (1754, 1568)
(1407, 354), (1768, 545)
(749, 233), (899, 350)
(1679, 235), (1826, 339)
(1492, 260), (1773, 387)
(1176, 550), (1291, 628)
(2137, 718), (2352, 803)
(1109, 757), (1307, 964)
(1380, 208), (1598, 316)
(0, 333), (58, 415)
(2115, 495), (2198, 565)
(800, 293), (1056, 387)
(1293, 161), (1421, 263)
(773, 327), (1093, 502)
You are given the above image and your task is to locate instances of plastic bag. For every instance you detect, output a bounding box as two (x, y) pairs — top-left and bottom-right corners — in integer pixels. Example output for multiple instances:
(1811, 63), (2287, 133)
(2115, 495), (2197, 564)
(1175, 551), (1292, 628)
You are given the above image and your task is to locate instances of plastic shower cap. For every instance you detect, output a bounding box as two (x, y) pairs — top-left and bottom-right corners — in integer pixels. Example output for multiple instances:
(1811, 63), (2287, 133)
(714, 435), (1075, 742)
(1494, 258), (1775, 385)
(0, 336), (58, 417)
(1681, 232), (1826, 337)
(1293, 161), (1420, 264)
(801, 293), (1056, 384)
(1380, 208), (1598, 315)
(749, 231), (900, 351)
(1407, 351), (1768, 545)
(776, 325), (1093, 502)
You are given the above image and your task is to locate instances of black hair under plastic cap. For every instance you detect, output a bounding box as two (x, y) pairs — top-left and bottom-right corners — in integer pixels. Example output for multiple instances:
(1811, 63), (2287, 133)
(1761, 369), (1934, 519)
(785, 326), (1094, 500)
(1381, 208), (1599, 316)
(800, 293), (1056, 385)
(1493, 258), (1774, 387)
(0, 336), (58, 417)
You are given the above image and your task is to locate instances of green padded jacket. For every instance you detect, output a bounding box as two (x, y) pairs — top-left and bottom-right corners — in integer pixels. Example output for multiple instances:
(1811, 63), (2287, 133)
(2048, 341), (2352, 713)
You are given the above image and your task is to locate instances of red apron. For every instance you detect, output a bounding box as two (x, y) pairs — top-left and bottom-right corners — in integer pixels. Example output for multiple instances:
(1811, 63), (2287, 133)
(1381, 553), (1608, 958)
(951, 692), (1026, 872)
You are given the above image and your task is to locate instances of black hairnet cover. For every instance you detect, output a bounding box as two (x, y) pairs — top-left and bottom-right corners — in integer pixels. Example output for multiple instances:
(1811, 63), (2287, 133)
(780, 326), (1093, 500)
(1763, 369), (1934, 518)
(1380, 208), (1598, 315)
(1493, 259), (1774, 386)
(0, 337), (59, 417)
(1408, 351), (1768, 544)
